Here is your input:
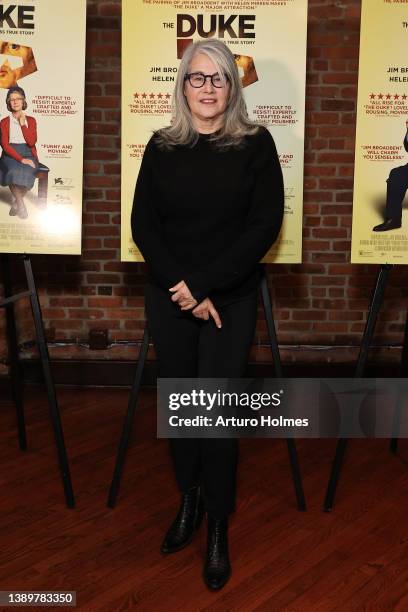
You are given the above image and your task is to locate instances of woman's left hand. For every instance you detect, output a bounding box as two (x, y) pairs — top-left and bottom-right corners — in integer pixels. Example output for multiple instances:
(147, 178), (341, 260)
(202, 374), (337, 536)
(192, 298), (222, 328)
(169, 280), (198, 310)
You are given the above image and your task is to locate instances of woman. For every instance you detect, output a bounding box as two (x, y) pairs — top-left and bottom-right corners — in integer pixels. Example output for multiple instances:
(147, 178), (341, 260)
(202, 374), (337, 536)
(131, 39), (284, 590)
(1, 86), (38, 219)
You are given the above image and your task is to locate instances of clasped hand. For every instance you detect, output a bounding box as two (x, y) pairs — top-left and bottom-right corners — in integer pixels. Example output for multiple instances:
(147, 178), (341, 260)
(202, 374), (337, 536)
(169, 280), (222, 328)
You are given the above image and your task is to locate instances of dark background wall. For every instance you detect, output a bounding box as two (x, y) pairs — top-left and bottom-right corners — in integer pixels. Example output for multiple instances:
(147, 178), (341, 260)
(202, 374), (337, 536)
(1, 0), (407, 378)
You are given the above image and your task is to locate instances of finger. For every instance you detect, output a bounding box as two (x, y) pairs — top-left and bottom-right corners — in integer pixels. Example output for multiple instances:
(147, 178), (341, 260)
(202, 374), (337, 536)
(192, 310), (204, 318)
(171, 290), (183, 302)
(169, 281), (184, 292)
(180, 296), (193, 306)
(173, 288), (189, 301)
(210, 306), (222, 329)
(182, 300), (194, 308)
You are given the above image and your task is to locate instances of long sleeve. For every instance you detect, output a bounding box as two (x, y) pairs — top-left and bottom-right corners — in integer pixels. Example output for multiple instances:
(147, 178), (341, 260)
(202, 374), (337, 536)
(184, 129), (284, 301)
(0, 116), (37, 161)
(404, 130), (408, 153)
(21, 116), (37, 148)
(1, 117), (22, 162)
(131, 137), (185, 291)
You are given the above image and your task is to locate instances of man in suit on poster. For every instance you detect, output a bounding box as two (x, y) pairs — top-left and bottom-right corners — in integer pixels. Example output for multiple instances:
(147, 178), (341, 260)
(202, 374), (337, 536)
(373, 120), (408, 232)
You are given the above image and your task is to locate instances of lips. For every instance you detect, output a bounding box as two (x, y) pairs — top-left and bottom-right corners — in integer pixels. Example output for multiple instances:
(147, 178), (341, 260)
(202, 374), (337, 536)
(200, 99), (216, 104)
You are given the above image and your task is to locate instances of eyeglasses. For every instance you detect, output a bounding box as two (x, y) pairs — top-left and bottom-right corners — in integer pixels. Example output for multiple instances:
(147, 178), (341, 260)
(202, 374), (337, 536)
(9, 97), (24, 102)
(184, 72), (227, 88)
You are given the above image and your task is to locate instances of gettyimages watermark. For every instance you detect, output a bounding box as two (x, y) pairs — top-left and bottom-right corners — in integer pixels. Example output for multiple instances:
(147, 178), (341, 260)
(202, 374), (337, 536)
(157, 378), (408, 438)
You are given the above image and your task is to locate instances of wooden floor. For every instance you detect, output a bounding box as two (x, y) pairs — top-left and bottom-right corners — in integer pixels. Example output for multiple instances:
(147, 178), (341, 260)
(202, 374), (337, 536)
(1, 386), (408, 611)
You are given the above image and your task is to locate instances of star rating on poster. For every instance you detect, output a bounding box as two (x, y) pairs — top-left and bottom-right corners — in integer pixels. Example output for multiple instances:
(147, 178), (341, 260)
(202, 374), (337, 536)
(369, 93), (408, 100)
(133, 92), (172, 100)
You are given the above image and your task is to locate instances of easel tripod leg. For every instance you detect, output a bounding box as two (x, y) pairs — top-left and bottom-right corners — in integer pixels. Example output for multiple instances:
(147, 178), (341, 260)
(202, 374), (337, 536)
(1, 254), (26, 450)
(107, 327), (150, 508)
(286, 439), (306, 511)
(323, 438), (348, 512)
(260, 269), (306, 511)
(24, 256), (74, 508)
(323, 264), (392, 511)
(390, 307), (408, 454)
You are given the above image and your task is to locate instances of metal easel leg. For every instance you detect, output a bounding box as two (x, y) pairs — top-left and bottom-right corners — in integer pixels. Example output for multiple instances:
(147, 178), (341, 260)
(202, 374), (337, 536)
(323, 264), (392, 511)
(390, 306), (408, 454)
(260, 268), (306, 511)
(1, 254), (26, 450)
(107, 326), (150, 508)
(24, 255), (75, 508)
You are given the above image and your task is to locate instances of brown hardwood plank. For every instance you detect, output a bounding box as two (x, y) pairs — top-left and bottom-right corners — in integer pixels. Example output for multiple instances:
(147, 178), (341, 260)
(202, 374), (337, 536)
(1, 387), (408, 610)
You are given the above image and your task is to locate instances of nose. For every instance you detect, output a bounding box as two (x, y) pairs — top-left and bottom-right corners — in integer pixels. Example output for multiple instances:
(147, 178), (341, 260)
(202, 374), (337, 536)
(203, 75), (215, 92)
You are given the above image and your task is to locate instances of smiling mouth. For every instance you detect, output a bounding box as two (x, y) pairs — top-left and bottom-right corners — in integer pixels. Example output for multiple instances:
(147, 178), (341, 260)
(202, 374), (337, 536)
(200, 99), (216, 104)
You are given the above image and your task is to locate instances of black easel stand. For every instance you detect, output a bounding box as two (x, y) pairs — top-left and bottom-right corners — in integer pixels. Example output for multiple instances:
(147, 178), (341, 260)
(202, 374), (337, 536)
(260, 269), (306, 511)
(107, 327), (149, 508)
(2, 254), (27, 450)
(390, 307), (408, 453)
(107, 269), (306, 511)
(323, 263), (397, 511)
(0, 254), (75, 509)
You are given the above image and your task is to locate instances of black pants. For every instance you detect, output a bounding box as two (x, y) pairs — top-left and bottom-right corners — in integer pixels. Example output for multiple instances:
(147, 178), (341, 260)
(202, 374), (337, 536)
(145, 283), (258, 519)
(385, 163), (408, 221)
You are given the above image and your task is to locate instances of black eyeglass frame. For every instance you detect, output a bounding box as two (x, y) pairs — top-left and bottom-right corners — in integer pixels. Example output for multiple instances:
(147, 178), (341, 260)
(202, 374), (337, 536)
(184, 72), (228, 88)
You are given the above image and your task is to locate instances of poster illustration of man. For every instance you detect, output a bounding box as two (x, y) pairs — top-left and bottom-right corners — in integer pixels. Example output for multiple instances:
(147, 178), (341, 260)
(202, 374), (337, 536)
(351, 0), (408, 264)
(373, 120), (408, 232)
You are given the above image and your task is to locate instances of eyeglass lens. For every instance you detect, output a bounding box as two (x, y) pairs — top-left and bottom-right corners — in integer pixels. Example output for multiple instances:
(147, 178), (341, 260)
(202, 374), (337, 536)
(188, 73), (224, 88)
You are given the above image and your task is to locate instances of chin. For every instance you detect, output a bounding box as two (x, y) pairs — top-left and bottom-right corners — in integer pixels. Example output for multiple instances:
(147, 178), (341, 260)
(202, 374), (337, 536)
(200, 108), (222, 118)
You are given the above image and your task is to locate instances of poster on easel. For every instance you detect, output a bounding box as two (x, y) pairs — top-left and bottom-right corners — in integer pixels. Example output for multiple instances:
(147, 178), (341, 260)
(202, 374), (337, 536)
(121, 0), (308, 264)
(0, 0), (86, 255)
(351, 0), (408, 264)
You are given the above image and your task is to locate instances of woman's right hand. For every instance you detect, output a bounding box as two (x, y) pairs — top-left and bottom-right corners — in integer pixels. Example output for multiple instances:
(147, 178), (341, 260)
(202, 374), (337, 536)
(21, 158), (35, 169)
(169, 280), (197, 310)
(192, 297), (222, 328)
(18, 112), (27, 127)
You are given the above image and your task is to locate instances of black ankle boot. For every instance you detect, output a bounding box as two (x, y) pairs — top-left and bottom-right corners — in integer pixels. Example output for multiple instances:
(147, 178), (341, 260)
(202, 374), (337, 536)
(203, 516), (231, 590)
(160, 486), (205, 554)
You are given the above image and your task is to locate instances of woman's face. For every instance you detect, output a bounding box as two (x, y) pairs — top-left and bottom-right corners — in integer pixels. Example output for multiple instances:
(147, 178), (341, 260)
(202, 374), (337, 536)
(8, 92), (24, 112)
(183, 53), (230, 131)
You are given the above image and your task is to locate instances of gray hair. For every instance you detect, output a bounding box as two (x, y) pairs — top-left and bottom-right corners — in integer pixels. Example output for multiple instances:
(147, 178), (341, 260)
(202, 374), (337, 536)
(155, 39), (259, 149)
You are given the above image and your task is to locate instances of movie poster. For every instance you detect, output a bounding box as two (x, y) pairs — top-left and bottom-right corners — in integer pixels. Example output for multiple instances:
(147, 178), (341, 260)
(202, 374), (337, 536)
(122, 0), (308, 263)
(351, 0), (408, 264)
(0, 0), (86, 255)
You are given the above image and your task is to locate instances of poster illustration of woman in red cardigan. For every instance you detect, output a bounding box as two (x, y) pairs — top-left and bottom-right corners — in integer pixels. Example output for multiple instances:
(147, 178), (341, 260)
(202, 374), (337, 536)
(0, 85), (40, 219)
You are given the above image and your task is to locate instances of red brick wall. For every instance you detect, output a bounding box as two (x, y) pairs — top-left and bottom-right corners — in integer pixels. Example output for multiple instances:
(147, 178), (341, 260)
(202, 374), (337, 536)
(0, 0), (407, 374)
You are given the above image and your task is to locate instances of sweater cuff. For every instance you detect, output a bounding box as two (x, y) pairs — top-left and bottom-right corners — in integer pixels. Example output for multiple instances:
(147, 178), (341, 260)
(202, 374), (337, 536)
(184, 273), (208, 304)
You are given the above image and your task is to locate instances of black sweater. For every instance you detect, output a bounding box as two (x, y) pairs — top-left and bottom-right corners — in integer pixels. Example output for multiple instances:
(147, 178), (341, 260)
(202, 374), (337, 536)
(131, 126), (284, 307)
